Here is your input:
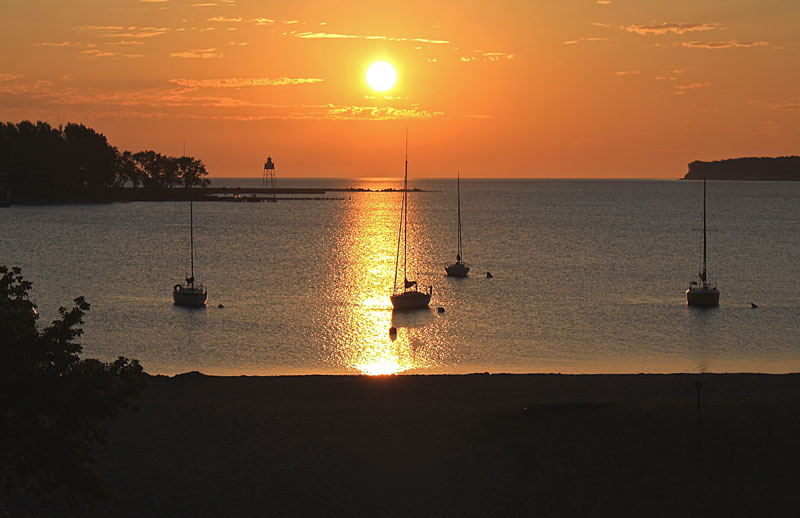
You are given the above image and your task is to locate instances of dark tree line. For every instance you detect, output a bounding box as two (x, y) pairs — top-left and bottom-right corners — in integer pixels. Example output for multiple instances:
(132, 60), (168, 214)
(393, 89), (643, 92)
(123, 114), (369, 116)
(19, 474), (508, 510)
(0, 121), (209, 201)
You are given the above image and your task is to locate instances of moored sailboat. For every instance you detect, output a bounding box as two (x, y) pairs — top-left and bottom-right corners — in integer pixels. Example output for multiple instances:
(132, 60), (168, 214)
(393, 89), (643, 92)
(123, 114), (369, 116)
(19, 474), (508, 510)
(686, 177), (719, 306)
(445, 171), (470, 277)
(173, 189), (208, 307)
(390, 136), (432, 311)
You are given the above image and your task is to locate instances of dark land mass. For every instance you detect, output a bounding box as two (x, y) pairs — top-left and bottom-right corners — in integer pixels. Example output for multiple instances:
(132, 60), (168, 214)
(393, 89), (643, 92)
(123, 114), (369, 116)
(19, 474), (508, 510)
(20, 372), (800, 517)
(683, 156), (800, 181)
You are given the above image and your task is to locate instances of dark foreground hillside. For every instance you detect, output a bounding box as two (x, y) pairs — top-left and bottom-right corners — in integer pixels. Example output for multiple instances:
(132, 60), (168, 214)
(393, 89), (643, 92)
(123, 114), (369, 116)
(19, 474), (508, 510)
(15, 373), (800, 517)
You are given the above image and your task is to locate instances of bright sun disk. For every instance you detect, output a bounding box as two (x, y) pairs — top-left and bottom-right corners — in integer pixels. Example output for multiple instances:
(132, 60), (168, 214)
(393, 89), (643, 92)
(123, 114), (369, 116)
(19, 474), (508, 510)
(366, 61), (397, 92)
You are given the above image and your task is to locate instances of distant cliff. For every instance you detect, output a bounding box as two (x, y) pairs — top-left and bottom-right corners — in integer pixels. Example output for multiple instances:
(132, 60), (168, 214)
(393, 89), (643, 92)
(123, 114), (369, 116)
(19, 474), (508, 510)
(683, 156), (800, 181)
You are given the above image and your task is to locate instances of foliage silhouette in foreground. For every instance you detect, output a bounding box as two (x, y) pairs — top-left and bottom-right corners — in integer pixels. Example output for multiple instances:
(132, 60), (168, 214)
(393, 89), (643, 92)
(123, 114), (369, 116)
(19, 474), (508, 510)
(0, 266), (144, 512)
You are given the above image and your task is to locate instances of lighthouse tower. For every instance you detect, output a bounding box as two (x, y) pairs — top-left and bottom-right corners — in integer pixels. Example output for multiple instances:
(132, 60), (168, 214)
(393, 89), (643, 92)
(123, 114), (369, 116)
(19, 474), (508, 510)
(262, 156), (276, 190)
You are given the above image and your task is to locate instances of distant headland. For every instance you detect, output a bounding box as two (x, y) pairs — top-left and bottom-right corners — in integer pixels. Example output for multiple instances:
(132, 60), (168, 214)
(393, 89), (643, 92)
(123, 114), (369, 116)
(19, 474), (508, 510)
(683, 156), (800, 181)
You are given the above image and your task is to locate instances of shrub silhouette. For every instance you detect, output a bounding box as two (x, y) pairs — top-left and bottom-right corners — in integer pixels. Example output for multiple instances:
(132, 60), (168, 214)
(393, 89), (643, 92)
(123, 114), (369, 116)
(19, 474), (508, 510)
(0, 266), (144, 513)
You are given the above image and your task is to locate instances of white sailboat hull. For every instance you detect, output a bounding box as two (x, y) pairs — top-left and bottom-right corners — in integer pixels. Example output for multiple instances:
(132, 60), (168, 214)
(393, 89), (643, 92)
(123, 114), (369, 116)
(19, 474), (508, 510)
(173, 285), (208, 307)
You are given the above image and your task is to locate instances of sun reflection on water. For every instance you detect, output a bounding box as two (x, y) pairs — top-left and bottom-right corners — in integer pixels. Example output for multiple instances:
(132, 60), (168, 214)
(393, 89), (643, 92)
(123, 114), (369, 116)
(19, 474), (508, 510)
(323, 191), (444, 375)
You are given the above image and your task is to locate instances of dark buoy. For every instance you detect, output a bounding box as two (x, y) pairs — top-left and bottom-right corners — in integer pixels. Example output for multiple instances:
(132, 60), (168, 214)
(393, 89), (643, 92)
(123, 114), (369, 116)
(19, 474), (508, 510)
(486, 272), (493, 279)
(389, 326), (397, 340)
(437, 307), (445, 313)
(218, 304), (225, 308)
(750, 302), (759, 308)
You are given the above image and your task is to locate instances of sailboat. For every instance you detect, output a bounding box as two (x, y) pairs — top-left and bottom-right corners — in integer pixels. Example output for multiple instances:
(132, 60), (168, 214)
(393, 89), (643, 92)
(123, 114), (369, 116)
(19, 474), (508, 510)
(445, 171), (470, 277)
(686, 176), (719, 306)
(390, 136), (432, 311)
(173, 188), (208, 307)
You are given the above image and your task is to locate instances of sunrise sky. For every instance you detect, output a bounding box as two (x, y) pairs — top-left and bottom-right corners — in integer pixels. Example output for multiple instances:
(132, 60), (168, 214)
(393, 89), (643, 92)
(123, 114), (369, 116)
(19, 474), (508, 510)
(1, 0), (797, 178)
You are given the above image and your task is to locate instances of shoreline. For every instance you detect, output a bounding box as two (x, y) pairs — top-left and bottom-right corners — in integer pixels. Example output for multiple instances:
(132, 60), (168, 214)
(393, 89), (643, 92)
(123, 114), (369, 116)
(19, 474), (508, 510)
(76, 372), (800, 516)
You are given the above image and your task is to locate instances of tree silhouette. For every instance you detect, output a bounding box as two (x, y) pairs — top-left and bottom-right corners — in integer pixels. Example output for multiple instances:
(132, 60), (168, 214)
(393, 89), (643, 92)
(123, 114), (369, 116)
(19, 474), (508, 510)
(0, 266), (144, 513)
(1, 120), (211, 199)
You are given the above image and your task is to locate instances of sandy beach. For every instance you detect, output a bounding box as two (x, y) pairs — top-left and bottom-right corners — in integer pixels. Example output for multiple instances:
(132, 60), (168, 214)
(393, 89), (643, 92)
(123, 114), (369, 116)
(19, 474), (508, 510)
(72, 373), (800, 517)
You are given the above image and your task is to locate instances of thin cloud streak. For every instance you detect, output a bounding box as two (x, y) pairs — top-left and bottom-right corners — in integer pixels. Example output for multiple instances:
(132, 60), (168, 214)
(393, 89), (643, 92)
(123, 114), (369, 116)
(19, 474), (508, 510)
(169, 48), (222, 58)
(169, 77), (323, 89)
(674, 81), (712, 95)
(683, 40), (768, 49)
(748, 97), (800, 111)
(625, 23), (722, 35)
(294, 32), (449, 44)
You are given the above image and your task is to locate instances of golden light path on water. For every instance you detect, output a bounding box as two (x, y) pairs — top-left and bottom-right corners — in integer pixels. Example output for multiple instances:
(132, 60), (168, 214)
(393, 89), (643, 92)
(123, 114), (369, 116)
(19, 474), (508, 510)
(320, 189), (445, 375)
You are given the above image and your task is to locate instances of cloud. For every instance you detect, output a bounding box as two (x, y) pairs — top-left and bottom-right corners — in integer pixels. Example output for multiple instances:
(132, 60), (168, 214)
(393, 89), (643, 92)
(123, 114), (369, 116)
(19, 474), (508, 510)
(293, 32), (449, 44)
(102, 41), (146, 47)
(191, 3), (218, 6)
(75, 26), (126, 31)
(295, 32), (358, 39)
(79, 50), (122, 58)
(674, 81), (712, 95)
(169, 48), (222, 58)
(208, 16), (241, 22)
(36, 41), (80, 47)
(616, 70), (640, 76)
(169, 77), (323, 89)
(625, 23), (721, 35)
(682, 40), (768, 49)
(104, 31), (167, 38)
(596, 0), (612, 4)
(563, 37), (607, 45)
(140, 0), (168, 2)
(480, 52), (514, 61)
(748, 97), (800, 111)
(250, 18), (275, 25)
(0, 77), (442, 121)
(323, 105), (442, 120)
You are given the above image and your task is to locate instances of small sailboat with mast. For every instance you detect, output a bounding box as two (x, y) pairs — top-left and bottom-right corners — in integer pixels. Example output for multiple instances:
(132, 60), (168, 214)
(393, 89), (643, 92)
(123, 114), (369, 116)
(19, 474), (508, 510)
(173, 183), (208, 307)
(445, 171), (470, 277)
(390, 134), (432, 311)
(686, 176), (719, 306)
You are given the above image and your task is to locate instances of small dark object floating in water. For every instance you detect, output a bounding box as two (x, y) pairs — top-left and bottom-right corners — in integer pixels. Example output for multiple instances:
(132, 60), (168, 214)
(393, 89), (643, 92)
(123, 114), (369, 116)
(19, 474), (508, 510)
(218, 304), (225, 308)
(486, 272), (493, 278)
(437, 307), (445, 313)
(751, 302), (759, 308)
(389, 326), (397, 340)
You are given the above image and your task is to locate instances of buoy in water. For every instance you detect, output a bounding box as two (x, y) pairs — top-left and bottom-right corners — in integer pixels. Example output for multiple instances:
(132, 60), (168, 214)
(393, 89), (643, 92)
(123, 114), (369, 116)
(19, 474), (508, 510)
(751, 302), (759, 308)
(389, 326), (397, 340)
(218, 304), (225, 308)
(437, 307), (445, 313)
(486, 272), (493, 279)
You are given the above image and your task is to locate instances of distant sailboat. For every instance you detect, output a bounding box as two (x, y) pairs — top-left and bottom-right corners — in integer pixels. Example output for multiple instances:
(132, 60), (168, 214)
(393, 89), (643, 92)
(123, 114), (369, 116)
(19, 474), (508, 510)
(445, 171), (470, 277)
(390, 135), (432, 311)
(173, 188), (208, 307)
(686, 177), (719, 306)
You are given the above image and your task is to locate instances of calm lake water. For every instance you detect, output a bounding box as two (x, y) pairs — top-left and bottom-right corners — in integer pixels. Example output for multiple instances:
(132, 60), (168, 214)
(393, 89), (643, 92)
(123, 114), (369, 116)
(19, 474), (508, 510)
(2, 178), (799, 375)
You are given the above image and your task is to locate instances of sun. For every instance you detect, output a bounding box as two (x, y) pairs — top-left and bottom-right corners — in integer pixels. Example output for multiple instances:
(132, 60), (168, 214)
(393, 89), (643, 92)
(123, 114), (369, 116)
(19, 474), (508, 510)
(366, 61), (397, 92)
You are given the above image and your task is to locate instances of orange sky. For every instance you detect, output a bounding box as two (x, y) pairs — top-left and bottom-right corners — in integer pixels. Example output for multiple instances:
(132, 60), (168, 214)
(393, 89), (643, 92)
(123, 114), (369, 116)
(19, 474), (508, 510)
(1, 0), (797, 178)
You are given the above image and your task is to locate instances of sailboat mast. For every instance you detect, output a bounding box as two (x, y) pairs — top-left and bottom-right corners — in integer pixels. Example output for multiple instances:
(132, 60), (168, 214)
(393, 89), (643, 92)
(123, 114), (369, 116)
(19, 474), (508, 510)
(702, 176), (707, 283)
(189, 196), (195, 285)
(403, 131), (408, 282)
(457, 171), (462, 259)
